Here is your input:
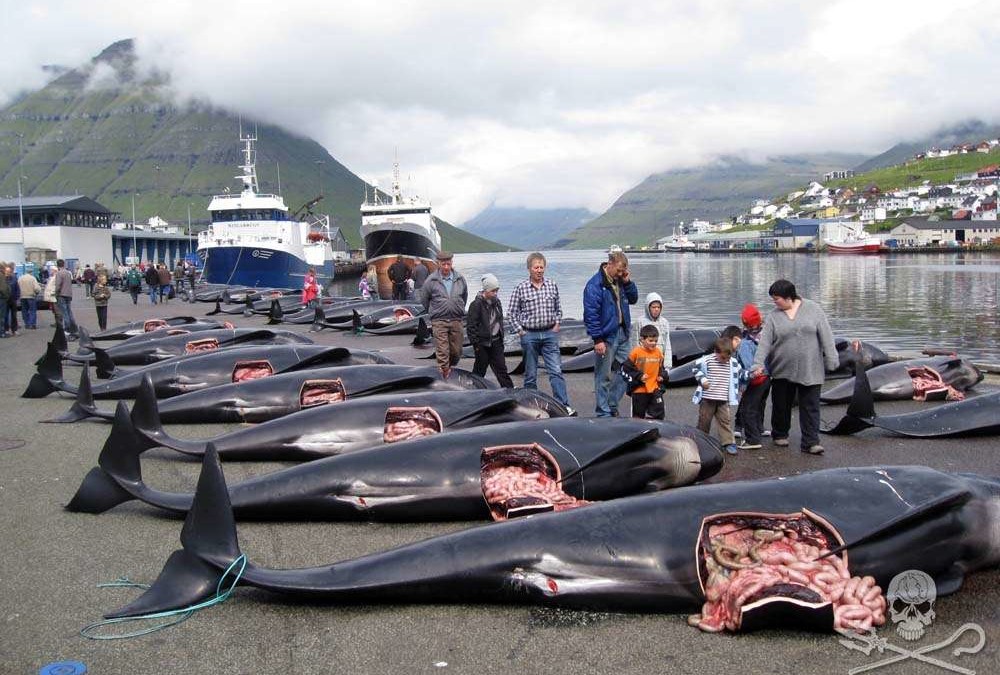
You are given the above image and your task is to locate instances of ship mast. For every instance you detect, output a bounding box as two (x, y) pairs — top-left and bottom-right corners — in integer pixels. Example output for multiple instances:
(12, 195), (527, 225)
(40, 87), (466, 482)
(237, 121), (260, 195)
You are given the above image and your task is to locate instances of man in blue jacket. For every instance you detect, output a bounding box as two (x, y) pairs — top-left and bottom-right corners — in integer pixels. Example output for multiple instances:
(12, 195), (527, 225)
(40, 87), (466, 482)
(583, 251), (638, 416)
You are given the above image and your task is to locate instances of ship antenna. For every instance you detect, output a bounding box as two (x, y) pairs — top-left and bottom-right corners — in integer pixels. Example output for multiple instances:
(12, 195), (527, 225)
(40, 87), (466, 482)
(392, 148), (401, 205)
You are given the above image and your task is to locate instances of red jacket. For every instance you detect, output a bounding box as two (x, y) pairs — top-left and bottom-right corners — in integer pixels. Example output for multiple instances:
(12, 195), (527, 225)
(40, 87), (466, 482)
(302, 273), (319, 303)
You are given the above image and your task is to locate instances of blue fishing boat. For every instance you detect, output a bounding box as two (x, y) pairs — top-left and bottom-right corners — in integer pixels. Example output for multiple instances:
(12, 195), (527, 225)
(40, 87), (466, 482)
(198, 131), (336, 288)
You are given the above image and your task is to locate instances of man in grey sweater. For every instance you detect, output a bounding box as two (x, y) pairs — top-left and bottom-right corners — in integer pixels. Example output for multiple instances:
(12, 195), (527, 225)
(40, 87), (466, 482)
(418, 251), (468, 378)
(750, 279), (837, 455)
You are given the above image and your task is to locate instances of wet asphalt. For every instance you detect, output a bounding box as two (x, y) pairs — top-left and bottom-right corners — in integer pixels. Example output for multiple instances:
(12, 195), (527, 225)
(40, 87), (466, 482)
(0, 287), (997, 675)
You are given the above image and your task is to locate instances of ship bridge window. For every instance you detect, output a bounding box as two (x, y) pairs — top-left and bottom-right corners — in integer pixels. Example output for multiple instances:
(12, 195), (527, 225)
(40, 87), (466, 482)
(213, 208), (287, 222)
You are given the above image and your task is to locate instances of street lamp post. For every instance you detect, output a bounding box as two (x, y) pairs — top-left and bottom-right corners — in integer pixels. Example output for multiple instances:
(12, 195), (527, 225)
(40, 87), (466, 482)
(131, 194), (138, 265)
(17, 175), (26, 250)
(187, 204), (193, 257)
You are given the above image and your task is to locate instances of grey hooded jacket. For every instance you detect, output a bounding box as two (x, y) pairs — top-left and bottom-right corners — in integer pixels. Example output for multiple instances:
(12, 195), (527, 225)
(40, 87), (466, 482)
(630, 291), (672, 366)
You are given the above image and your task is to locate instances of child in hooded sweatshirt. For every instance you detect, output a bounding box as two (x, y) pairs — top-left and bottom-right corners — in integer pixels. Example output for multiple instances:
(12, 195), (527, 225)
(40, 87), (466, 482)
(734, 303), (770, 450)
(630, 292), (672, 366)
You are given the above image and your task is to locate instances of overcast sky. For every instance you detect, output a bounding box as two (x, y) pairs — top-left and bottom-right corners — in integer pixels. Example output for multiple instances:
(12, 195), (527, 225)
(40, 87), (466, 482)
(2, 0), (999, 223)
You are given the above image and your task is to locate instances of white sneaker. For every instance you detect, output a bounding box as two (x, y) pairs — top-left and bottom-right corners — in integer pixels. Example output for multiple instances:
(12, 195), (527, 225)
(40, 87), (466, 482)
(565, 406), (578, 417)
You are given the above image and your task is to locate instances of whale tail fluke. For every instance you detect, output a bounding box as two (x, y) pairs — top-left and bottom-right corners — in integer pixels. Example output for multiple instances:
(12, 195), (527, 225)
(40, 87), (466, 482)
(411, 317), (430, 346)
(510, 358), (526, 376)
(23, 342), (65, 398)
(42, 367), (111, 423)
(52, 322), (69, 354)
(821, 362), (877, 436)
(266, 299), (284, 324)
(206, 299), (222, 316)
(104, 445), (242, 619)
(65, 401), (145, 513)
(93, 346), (116, 380)
(77, 325), (95, 354)
(310, 306), (324, 332)
(129, 374), (204, 455)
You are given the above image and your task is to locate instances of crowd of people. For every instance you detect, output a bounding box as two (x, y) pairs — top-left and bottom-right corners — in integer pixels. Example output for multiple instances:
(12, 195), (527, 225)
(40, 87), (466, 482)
(411, 250), (838, 456)
(0, 258), (200, 341)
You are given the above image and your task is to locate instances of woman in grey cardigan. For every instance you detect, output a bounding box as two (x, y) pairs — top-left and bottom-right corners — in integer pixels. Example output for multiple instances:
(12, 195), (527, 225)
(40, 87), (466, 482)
(750, 279), (838, 455)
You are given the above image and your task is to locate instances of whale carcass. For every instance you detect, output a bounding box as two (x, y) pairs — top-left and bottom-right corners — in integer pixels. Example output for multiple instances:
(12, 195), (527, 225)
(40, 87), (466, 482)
(68, 415), (722, 519)
(101, 457), (1000, 636)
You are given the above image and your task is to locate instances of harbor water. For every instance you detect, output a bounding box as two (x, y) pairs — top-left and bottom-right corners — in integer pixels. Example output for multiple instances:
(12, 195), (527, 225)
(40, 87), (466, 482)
(334, 249), (1000, 362)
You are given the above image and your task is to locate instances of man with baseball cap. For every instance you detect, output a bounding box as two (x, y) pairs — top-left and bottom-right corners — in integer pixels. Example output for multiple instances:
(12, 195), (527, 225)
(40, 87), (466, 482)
(418, 251), (468, 378)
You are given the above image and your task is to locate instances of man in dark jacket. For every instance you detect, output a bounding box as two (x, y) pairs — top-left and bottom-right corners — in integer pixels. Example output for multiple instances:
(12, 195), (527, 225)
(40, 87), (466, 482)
(82, 265), (96, 298)
(156, 264), (172, 303)
(418, 251), (467, 379)
(583, 251), (638, 417)
(387, 256), (411, 301)
(411, 258), (428, 290)
(465, 273), (513, 388)
(144, 264), (160, 304)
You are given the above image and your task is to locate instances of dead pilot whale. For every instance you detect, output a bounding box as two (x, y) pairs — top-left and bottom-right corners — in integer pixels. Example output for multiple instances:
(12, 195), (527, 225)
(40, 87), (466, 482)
(68, 414), (722, 520)
(823, 360), (1000, 438)
(23, 342), (390, 400)
(47, 364), (494, 424)
(820, 356), (982, 404)
(102, 454), (1000, 635)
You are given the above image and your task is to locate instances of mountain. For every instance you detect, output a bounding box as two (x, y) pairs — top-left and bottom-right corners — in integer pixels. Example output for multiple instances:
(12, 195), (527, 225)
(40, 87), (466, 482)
(460, 205), (597, 249)
(854, 120), (1000, 172)
(555, 153), (870, 249)
(0, 40), (504, 253)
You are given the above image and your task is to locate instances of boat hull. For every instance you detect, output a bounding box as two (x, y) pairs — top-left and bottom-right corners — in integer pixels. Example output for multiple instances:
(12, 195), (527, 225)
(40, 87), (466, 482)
(826, 241), (882, 254)
(200, 246), (335, 289)
(364, 229), (439, 298)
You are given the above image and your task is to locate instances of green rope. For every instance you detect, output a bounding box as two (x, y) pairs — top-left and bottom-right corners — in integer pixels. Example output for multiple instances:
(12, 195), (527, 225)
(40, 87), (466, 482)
(80, 554), (247, 640)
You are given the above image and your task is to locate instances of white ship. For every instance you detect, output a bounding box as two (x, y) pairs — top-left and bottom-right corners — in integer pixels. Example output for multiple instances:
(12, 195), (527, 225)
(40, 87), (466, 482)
(657, 229), (697, 252)
(198, 130), (336, 289)
(360, 160), (441, 298)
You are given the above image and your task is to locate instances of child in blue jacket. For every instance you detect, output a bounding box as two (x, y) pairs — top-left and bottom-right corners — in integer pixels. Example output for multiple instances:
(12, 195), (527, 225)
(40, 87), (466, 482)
(692, 329), (746, 455)
(734, 304), (770, 450)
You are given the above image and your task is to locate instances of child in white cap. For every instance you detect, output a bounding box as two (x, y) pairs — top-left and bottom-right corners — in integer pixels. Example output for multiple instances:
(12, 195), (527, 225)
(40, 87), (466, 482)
(465, 273), (513, 387)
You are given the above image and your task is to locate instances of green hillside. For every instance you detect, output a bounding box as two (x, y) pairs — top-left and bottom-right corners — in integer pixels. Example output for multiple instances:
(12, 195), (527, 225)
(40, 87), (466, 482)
(827, 149), (999, 193)
(0, 40), (503, 253)
(853, 120), (1000, 172)
(557, 153), (869, 249)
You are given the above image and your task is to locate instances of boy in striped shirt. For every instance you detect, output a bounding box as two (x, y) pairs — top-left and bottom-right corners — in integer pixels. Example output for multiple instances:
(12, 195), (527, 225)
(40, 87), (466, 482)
(691, 332), (747, 456)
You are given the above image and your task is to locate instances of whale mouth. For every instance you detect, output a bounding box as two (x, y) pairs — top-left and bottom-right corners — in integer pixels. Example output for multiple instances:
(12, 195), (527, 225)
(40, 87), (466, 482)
(383, 407), (443, 443)
(166, 329), (190, 336)
(690, 511), (886, 634)
(300, 379), (346, 407)
(480, 444), (588, 521)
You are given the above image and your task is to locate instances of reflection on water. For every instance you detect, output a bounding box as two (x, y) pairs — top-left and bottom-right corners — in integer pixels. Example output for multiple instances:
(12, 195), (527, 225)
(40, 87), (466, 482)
(332, 250), (1000, 362)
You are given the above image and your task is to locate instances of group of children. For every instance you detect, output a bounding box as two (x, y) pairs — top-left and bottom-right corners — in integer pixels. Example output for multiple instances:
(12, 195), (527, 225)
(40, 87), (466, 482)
(623, 298), (768, 456)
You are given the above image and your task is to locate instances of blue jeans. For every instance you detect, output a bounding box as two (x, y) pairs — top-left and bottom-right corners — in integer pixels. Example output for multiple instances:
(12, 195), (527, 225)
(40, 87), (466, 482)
(520, 330), (569, 406)
(57, 296), (77, 334)
(148, 284), (159, 304)
(593, 326), (629, 416)
(20, 298), (37, 328)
